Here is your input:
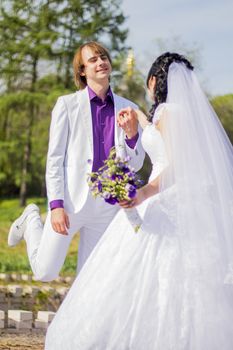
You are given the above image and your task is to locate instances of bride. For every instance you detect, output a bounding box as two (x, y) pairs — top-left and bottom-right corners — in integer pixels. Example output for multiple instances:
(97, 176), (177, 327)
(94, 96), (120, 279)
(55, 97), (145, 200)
(45, 53), (233, 350)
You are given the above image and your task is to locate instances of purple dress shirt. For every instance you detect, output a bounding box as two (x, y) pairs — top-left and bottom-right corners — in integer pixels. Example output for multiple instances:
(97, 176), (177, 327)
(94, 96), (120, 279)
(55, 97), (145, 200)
(89, 86), (115, 172)
(50, 86), (138, 210)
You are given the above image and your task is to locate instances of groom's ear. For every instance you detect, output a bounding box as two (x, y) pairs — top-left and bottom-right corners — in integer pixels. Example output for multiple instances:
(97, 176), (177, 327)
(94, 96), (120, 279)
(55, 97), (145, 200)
(79, 63), (86, 77)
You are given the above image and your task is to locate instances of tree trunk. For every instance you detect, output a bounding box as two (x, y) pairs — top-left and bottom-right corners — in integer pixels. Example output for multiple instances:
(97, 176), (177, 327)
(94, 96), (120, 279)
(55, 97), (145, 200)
(19, 133), (31, 207)
(19, 56), (38, 206)
(64, 28), (73, 89)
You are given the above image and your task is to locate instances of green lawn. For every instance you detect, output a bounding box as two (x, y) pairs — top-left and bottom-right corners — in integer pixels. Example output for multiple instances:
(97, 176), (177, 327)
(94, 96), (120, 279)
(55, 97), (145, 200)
(0, 198), (79, 275)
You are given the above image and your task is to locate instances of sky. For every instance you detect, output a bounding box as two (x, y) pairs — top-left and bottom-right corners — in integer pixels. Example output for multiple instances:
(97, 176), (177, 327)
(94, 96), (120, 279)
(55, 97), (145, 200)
(121, 0), (233, 97)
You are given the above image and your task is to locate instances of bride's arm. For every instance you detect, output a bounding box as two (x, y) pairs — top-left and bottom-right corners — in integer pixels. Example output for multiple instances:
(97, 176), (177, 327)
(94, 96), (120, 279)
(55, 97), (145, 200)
(120, 118), (166, 209)
(118, 107), (167, 208)
(135, 109), (151, 129)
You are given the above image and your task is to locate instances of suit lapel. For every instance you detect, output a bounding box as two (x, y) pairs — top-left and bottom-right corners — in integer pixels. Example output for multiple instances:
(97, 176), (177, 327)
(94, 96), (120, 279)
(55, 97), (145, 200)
(77, 89), (126, 159)
(78, 88), (93, 153)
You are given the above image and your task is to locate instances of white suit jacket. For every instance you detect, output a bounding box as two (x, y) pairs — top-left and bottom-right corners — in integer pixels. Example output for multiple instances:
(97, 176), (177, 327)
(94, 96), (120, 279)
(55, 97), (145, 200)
(46, 87), (145, 213)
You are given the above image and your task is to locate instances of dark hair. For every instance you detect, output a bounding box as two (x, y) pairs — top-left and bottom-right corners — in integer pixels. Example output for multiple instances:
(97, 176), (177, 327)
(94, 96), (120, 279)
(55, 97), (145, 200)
(147, 52), (194, 121)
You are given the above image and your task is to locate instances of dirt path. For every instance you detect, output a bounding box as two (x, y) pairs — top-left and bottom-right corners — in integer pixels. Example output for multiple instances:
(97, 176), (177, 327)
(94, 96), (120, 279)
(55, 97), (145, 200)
(0, 332), (45, 350)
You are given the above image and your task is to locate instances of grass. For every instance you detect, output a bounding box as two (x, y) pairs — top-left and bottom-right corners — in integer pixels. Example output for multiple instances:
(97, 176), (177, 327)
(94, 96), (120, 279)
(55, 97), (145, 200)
(0, 197), (79, 275)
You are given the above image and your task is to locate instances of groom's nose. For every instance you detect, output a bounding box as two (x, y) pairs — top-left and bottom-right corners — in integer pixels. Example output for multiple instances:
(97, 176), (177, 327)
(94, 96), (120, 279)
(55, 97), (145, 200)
(97, 57), (105, 65)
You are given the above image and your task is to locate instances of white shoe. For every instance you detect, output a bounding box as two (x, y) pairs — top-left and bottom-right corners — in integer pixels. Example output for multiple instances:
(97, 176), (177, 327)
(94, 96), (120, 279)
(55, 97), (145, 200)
(8, 204), (39, 247)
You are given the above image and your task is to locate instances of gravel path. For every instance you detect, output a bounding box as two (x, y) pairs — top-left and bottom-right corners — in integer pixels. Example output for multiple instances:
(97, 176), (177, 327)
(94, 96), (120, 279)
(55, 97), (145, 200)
(0, 332), (45, 350)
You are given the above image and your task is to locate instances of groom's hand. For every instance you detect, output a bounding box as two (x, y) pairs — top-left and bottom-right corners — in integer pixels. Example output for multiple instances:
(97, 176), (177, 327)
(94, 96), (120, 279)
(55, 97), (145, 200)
(51, 208), (70, 235)
(117, 107), (138, 139)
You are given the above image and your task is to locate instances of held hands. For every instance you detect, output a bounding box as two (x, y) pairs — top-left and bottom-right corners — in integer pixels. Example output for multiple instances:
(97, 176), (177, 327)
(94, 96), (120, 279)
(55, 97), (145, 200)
(119, 188), (145, 209)
(117, 107), (138, 139)
(51, 208), (70, 235)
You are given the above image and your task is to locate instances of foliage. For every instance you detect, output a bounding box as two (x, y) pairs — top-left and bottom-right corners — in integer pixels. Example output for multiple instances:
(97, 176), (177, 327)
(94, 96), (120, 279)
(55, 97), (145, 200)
(211, 94), (233, 144)
(112, 50), (147, 111)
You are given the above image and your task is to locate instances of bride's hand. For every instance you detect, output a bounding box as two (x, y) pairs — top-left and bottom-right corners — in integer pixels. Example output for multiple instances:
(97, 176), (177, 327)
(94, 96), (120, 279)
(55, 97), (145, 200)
(117, 108), (150, 131)
(119, 188), (145, 208)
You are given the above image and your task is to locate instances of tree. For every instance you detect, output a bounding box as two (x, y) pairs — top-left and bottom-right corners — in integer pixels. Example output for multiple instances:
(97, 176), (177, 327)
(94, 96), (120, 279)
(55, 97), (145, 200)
(0, 0), (60, 205)
(52, 0), (128, 89)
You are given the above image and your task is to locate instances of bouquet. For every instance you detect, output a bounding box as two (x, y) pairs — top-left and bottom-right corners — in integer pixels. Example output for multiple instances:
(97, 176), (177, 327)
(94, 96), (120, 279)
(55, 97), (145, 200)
(88, 147), (143, 232)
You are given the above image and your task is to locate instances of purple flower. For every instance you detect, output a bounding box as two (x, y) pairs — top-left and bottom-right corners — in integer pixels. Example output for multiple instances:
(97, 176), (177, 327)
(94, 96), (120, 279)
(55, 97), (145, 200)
(122, 166), (130, 174)
(125, 183), (137, 198)
(104, 196), (118, 205)
(97, 181), (102, 192)
(90, 176), (96, 183)
(117, 161), (128, 170)
(128, 188), (136, 198)
(125, 184), (135, 192)
(128, 179), (136, 186)
(127, 172), (134, 178)
(87, 159), (93, 165)
(103, 191), (111, 199)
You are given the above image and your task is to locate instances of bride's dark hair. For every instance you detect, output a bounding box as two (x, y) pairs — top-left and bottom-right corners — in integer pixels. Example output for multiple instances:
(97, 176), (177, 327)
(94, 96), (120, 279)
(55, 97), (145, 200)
(147, 52), (194, 121)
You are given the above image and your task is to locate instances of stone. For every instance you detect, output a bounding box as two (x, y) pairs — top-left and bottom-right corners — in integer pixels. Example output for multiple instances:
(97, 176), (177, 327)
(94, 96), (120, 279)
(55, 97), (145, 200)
(56, 287), (68, 297)
(7, 285), (23, 297)
(37, 311), (55, 322)
(41, 286), (54, 294)
(31, 287), (40, 297)
(8, 318), (32, 329)
(8, 310), (33, 321)
(34, 319), (49, 329)
(0, 305), (7, 312)
(0, 292), (6, 302)
(21, 274), (32, 282)
(10, 273), (21, 281)
(54, 276), (62, 283)
(22, 285), (33, 295)
(0, 310), (4, 319)
(64, 276), (75, 284)
(0, 319), (4, 328)
(0, 273), (10, 281)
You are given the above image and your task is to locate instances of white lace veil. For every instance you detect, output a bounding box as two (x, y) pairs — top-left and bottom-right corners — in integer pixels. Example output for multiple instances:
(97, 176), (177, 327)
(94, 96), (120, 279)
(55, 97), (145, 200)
(158, 62), (233, 281)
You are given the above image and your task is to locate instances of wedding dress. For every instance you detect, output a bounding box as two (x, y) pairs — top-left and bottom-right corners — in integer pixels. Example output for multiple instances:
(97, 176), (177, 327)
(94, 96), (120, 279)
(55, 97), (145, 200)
(45, 63), (233, 350)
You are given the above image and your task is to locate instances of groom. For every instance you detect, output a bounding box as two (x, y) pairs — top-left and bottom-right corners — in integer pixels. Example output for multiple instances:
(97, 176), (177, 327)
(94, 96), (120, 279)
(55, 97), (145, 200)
(8, 41), (145, 281)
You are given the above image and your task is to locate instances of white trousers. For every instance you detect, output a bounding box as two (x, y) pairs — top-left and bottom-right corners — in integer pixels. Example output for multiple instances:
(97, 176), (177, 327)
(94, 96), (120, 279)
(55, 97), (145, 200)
(24, 193), (119, 282)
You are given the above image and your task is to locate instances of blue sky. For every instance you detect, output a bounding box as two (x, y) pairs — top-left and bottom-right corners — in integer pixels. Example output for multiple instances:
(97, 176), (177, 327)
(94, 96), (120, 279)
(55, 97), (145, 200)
(121, 0), (233, 96)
